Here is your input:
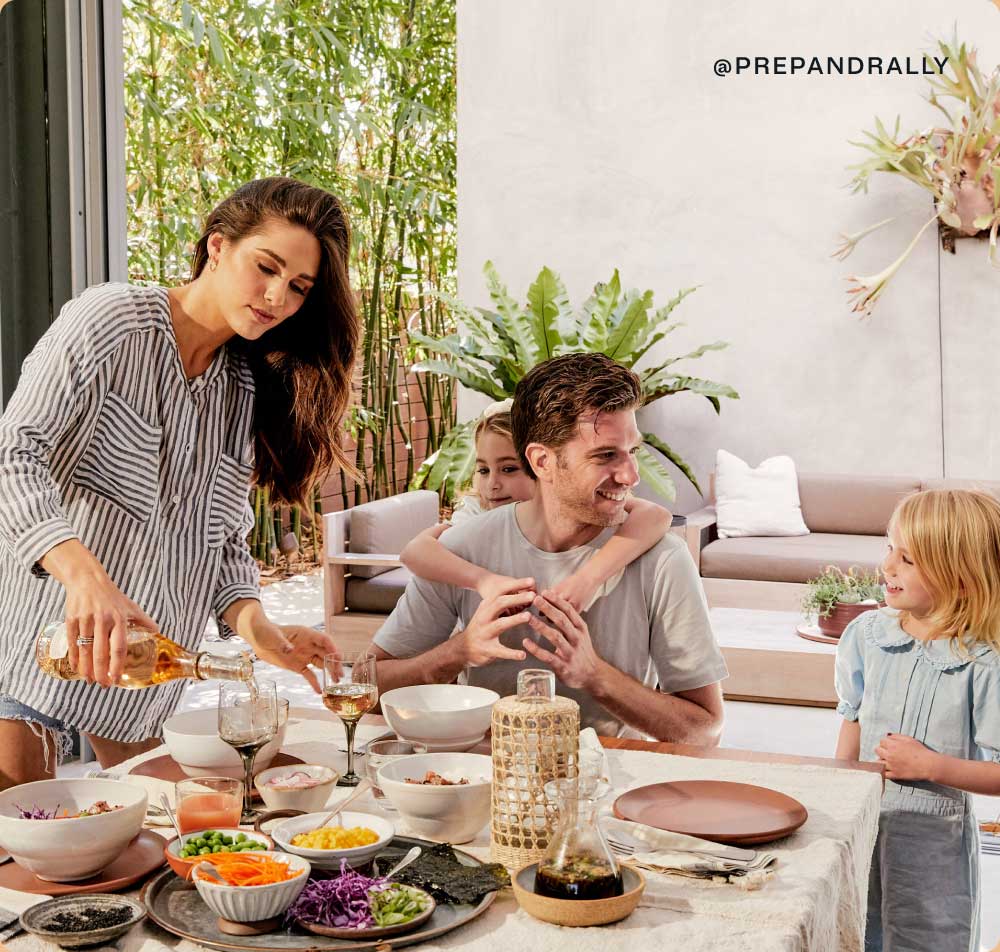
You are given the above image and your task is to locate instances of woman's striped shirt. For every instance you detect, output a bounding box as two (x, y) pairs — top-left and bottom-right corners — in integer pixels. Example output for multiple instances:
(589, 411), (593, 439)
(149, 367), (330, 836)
(0, 283), (260, 741)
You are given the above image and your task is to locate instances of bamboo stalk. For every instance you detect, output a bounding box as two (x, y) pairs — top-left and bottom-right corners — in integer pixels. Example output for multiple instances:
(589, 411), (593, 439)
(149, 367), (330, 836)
(312, 483), (323, 563)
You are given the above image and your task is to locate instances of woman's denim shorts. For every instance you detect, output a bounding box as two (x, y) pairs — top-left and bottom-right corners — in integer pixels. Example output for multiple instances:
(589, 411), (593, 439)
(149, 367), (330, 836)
(0, 694), (75, 766)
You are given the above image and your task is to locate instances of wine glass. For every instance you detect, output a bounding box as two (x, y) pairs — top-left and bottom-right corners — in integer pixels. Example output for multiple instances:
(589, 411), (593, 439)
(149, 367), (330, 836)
(218, 679), (278, 822)
(323, 652), (378, 786)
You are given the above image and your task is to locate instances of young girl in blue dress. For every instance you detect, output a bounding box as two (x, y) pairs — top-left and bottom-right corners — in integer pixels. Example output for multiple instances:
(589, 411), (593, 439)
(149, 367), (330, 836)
(835, 488), (1000, 952)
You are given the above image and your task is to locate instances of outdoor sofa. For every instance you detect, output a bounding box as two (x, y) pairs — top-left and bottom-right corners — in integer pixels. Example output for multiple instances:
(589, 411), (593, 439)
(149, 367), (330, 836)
(687, 472), (1000, 610)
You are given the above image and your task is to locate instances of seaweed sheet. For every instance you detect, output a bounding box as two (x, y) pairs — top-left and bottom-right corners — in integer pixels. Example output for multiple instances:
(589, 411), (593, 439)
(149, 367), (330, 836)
(385, 843), (509, 904)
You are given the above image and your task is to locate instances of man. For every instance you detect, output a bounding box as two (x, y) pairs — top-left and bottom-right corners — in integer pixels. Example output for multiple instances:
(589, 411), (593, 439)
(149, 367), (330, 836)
(372, 353), (727, 742)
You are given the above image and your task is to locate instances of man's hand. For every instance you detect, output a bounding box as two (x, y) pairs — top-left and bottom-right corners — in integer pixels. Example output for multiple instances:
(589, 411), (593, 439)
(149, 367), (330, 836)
(874, 733), (940, 782)
(245, 624), (341, 693)
(522, 590), (603, 690)
(458, 581), (535, 667)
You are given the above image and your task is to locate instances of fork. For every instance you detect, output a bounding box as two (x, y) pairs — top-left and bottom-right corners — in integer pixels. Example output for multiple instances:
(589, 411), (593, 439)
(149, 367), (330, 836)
(606, 834), (756, 863)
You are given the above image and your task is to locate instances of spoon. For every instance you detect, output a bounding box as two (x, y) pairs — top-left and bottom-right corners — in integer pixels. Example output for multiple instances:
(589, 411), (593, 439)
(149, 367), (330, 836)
(159, 793), (184, 842)
(311, 780), (371, 831)
(194, 861), (227, 884)
(384, 846), (421, 879)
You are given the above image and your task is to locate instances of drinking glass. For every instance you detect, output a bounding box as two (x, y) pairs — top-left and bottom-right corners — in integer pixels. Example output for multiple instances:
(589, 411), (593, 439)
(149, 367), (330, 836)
(175, 777), (243, 833)
(218, 679), (278, 822)
(366, 739), (425, 809)
(323, 652), (378, 786)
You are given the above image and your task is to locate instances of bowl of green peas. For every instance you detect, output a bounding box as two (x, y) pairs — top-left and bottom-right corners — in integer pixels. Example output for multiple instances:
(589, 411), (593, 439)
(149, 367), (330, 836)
(164, 828), (273, 880)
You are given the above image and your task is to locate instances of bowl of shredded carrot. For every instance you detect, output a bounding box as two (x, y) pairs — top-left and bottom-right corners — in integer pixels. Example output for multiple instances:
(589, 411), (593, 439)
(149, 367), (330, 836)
(192, 851), (311, 923)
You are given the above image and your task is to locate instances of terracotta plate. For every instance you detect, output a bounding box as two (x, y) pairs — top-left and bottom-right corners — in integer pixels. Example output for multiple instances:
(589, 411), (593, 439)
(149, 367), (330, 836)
(613, 780), (808, 845)
(0, 829), (166, 895)
(795, 623), (841, 646)
(130, 753), (304, 799)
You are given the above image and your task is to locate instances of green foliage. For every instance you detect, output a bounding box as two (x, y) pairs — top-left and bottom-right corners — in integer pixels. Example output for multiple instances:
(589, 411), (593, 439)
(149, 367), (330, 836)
(801, 566), (885, 620)
(410, 263), (739, 503)
(123, 0), (458, 559)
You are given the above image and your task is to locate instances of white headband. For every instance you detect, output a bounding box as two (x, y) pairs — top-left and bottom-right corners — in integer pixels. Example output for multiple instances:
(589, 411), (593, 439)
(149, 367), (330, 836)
(482, 398), (513, 420)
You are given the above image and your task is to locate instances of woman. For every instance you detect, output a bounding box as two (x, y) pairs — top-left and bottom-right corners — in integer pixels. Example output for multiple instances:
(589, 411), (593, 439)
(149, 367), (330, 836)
(0, 177), (359, 786)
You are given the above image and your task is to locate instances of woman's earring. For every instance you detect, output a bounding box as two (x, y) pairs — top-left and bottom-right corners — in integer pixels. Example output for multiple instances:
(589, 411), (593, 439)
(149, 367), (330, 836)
(209, 258), (218, 272)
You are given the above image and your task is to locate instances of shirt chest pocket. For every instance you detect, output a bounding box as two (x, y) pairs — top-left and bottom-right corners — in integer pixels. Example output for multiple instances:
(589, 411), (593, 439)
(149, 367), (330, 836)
(207, 453), (253, 548)
(72, 390), (162, 522)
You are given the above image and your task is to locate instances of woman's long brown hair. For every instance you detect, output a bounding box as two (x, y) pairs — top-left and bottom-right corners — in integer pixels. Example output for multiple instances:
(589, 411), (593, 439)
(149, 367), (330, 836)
(192, 177), (360, 506)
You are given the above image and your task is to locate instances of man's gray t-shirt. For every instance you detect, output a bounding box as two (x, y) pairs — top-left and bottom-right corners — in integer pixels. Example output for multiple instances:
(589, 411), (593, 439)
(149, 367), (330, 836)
(374, 505), (728, 737)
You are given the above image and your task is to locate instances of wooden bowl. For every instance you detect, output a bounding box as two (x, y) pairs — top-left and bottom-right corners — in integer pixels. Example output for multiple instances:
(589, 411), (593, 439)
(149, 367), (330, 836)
(511, 863), (645, 927)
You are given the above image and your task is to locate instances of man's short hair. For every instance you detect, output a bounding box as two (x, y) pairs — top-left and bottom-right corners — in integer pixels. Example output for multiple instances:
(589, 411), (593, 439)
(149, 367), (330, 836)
(511, 354), (642, 479)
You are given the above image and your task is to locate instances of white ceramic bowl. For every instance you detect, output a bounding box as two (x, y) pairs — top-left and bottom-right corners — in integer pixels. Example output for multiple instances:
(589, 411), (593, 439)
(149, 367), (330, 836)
(268, 810), (394, 870)
(192, 851), (310, 922)
(379, 685), (499, 751)
(377, 753), (491, 844)
(0, 778), (147, 882)
(162, 701), (288, 778)
(255, 765), (340, 814)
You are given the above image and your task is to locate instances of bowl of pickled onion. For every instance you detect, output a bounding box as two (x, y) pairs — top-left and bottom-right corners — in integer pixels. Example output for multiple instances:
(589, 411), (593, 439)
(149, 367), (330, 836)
(254, 765), (340, 813)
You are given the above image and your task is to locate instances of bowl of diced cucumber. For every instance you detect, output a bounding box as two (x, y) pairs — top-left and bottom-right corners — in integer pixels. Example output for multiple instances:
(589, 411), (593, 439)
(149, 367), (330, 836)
(164, 828), (273, 880)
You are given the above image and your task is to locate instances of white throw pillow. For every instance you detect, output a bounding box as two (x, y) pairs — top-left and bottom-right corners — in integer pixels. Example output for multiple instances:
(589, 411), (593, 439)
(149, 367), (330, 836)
(714, 449), (809, 539)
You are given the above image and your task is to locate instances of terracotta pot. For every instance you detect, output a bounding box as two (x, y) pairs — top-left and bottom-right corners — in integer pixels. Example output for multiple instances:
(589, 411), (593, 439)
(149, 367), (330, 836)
(817, 601), (883, 638)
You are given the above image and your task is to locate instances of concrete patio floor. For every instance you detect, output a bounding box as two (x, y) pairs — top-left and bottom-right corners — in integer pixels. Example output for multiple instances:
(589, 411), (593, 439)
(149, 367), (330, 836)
(59, 573), (1000, 948)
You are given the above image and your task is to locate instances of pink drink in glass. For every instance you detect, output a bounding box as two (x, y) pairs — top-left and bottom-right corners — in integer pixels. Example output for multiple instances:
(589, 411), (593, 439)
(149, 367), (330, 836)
(175, 777), (243, 832)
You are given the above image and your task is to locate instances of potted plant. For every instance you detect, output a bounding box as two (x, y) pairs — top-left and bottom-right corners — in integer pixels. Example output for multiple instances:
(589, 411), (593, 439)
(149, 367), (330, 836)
(408, 262), (739, 503)
(801, 566), (885, 638)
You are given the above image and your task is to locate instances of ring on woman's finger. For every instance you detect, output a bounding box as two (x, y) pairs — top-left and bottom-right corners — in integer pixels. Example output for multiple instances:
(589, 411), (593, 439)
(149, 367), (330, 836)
(76, 637), (95, 647)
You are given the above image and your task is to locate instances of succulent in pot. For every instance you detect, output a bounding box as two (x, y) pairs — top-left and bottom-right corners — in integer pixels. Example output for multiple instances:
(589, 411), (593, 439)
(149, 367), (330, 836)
(801, 566), (885, 638)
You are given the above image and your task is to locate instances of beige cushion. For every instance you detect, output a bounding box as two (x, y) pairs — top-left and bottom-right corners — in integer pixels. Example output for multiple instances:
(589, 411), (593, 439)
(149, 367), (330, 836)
(700, 532), (886, 583)
(349, 490), (440, 579)
(797, 473), (920, 536)
(346, 567), (413, 612)
(919, 478), (1000, 498)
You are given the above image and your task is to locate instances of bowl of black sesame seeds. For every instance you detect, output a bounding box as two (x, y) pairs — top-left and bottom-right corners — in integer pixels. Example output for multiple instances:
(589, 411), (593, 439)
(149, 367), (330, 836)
(19, 894), (145, 948)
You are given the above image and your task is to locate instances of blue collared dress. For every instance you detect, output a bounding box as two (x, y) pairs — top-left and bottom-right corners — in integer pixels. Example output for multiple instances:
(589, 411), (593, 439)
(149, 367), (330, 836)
(835, 608), (1000, 952)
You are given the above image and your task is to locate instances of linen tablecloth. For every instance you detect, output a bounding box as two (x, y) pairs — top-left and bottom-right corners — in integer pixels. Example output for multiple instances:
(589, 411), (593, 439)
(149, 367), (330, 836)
(4, 708), (881, 952)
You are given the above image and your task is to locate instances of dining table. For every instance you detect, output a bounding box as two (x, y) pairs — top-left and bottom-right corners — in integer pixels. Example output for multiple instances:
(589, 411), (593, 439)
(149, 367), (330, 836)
(1, 709), (883, 952)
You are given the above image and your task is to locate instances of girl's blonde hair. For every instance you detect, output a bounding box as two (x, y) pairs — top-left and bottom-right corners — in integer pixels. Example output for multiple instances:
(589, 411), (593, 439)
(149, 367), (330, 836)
(889, 488), (1000, 654)
(474, 410), (513, 445)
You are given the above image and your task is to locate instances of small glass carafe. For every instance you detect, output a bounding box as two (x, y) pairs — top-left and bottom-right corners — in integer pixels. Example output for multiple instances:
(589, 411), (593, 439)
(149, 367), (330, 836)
(535, 757), (622, 900)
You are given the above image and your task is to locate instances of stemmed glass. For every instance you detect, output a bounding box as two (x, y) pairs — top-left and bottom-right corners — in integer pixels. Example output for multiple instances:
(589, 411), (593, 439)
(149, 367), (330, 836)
(323, 652), (378, 787)
(218, 680), (278, 823)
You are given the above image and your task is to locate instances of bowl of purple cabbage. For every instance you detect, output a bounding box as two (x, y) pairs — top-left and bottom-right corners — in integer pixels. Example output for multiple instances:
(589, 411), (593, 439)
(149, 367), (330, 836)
(286, 860), (434, 938)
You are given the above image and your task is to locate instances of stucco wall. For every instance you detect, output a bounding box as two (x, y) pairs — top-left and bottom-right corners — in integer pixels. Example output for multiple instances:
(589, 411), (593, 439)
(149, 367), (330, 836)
(456, 0), (1000, 512)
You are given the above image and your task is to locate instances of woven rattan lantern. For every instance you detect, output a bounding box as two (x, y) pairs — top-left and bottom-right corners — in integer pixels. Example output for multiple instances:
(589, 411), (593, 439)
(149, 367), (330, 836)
(490, 669), (580, 868)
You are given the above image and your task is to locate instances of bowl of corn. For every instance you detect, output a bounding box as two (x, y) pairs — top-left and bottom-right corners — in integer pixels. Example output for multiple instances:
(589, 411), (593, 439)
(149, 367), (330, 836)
(265, 810), (394, 870)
